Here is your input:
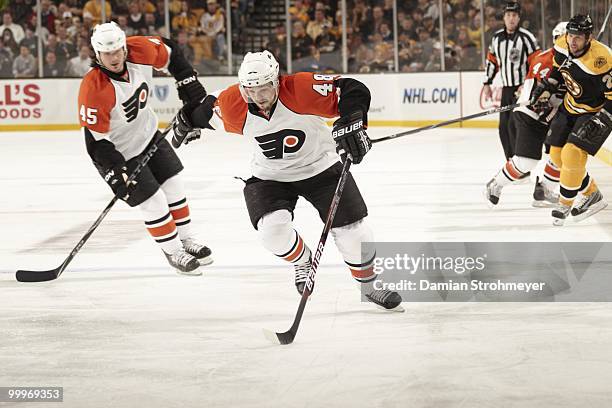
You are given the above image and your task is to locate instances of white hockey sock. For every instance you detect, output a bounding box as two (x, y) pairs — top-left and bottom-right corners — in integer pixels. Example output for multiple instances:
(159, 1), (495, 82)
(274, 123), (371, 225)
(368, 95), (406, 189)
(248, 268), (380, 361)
(495, 156), (535, 186)
(542, 158), (560, 190)
(160, 175), (194, 240)
(258, 210), (311, 264)
(331, 219), (376, 283)
(139, 189), (181, 254)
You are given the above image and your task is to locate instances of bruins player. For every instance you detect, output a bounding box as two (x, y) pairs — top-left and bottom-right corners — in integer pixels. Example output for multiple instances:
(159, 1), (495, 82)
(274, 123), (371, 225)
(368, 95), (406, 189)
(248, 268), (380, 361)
(536, 14), (611, 225)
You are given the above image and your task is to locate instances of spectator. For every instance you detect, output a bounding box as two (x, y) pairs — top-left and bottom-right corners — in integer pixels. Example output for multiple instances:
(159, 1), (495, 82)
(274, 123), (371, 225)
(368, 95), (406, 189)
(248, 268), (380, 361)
(82, 0), (112, 25)
(350, 0), (370, 40)
(0, 38), (14, 77)
(65, 44), (91, 77)
(2, 28), (19, 56)
(19, 26), (38, 56)
(306, 5), (332, 42)
(200, 0), (226, 59)
(175, 30), (195, 65)
(365, 6), (388, 40)
(68, 16), (82, 39)
(379, 22), (393, 43)
(45, 34), (70, 65)
(8, 0), (32, 26)
(127, 0), (147, 33)
(13, 45), (36, 77)
(291, 20), (313, 61)
(399, 17), (418, 41)
(138, 0), (156, 14)
(265, 24), (287, 68)
(0, 12), (25, 44)
(40, 0), (58, 34)
(116, 14), (135, 36)
(43, 50), (64, 77)
(56, 25), (76, 59)
(289, 0), (310, 24)
(416, 26), (435, 57)
(143, 12), (160, 35)
(171, 1), (198, 33)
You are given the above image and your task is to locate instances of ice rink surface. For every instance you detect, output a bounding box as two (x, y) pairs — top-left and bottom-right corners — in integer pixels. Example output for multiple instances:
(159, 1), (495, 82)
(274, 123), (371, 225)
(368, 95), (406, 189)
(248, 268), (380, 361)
(1, 127), (611, 407)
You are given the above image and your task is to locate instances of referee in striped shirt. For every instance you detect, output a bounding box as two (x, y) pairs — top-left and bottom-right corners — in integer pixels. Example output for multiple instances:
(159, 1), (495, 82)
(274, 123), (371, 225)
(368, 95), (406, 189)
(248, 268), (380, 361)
(483, 1), (539, 159)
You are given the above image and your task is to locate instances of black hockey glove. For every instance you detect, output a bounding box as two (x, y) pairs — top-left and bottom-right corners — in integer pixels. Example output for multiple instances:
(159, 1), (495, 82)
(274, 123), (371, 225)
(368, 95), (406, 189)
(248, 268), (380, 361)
(104, 164), (136, 200)
(175, 69), (207, 105)
(332, 111), (371, 164)
(529, 78), (558, 107)
(171, 95), (216, 148)
(570, 108), (612, 149)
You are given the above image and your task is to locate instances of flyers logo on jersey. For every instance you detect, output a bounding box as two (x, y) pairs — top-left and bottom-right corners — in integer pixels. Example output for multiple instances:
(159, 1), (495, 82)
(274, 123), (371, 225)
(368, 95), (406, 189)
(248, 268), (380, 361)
(122, 83), (149, 122)
(255, 129), (306, 159)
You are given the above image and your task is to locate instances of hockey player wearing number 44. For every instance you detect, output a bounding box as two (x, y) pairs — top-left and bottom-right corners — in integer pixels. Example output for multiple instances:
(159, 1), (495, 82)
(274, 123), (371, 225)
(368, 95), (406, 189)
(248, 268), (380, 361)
(172, 50), (403, 311)
(78, 22), (213, 275)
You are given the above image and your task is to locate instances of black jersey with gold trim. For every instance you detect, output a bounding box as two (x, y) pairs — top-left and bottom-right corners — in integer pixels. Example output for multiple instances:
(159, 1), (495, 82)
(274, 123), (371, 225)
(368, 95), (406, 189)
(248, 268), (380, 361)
(552, 36), (612, 115)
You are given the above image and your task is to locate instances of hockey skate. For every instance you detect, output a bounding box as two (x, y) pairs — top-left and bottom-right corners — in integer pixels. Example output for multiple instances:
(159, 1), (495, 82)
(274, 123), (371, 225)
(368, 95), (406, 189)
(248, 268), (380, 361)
(164, 248), (202, 276)
(571, 189), (608, 222)
(365, 289), (404, 312)
(181, 238), (213, 266)
(484, 178), (503, 207)
(551, 202), (571, 226)
(294, 257), (312, 296)
(532, 177), (559, 208)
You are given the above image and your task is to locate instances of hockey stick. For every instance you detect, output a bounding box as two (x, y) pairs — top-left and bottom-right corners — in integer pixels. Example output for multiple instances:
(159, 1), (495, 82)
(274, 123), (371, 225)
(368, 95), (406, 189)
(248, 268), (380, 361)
(371, 101), (526, 144)
(596, 6), (612, 41)
(263, 157), (353, 345)
(15, 126), (173, 283)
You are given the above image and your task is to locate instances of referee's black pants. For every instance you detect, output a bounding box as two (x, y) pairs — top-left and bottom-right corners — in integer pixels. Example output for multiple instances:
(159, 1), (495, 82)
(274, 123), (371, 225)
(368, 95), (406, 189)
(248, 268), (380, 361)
(499, 85), (519, 159)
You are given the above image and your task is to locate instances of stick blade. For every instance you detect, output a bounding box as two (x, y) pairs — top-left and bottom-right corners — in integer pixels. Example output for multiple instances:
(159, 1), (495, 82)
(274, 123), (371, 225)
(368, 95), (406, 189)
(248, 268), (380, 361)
(16, 269), (60, 283)
(262, 328), (295, 345)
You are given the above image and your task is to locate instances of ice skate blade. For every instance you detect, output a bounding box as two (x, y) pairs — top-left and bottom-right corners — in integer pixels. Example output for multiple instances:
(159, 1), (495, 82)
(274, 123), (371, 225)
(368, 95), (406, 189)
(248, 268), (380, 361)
(552, 218), (565, 226)
(572, 200), (608, 223)
(372, 303), (405, 313)
(198, 256), (214, 266)
(175, 267), (202, 276)
(532, 200), (555, 208)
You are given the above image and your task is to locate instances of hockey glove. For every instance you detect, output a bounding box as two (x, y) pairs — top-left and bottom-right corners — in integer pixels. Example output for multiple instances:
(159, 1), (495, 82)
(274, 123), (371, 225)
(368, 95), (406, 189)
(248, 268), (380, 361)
(529, 78), (558, 107)
(171, 95), (216, 148)
(332, 111), (371, 164)
(104, 164), (136, 200)
(175, 69), (207, 105)
(570, 108), (612, 148)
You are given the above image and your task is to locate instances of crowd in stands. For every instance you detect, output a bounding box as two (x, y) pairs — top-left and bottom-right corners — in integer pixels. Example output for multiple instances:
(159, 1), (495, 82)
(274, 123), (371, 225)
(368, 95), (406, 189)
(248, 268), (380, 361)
(0, 0), (548, 78)
(0, 0), (233, 78)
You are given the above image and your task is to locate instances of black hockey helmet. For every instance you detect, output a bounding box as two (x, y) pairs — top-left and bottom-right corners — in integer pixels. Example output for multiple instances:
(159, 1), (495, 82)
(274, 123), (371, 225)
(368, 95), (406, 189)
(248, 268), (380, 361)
(503, 1), (521, 15)
(566, 14), (593, 36)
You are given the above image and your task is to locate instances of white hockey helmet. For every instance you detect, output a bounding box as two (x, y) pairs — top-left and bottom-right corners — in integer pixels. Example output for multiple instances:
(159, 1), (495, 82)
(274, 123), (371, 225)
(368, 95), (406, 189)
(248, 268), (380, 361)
(552, 21), (568, 41)
(91, 21), (127, 60)
(238, 50), (279, 87)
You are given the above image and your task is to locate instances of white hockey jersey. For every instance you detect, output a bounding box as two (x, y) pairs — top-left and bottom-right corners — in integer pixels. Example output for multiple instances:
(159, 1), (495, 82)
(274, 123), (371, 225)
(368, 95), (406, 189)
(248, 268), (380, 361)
(78, 36), (171, 160)
(212, 73), (342, 182)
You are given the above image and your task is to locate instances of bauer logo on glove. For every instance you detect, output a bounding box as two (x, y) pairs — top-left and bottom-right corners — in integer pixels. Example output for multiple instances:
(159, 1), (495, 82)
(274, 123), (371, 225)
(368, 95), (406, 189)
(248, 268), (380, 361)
(332, 111), (372, 164)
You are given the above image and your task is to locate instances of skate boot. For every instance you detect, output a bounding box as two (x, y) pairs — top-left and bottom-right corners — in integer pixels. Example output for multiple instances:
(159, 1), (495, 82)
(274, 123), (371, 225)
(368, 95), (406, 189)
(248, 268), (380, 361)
(571, 189), (608, 222)
(365, 289), (404, 311)
(165, 248), (202, 276)
(551, 202), (571, 226)
(532, 177), (559, 208)
(181, 238), (213, 266)
(484, 178), (503, 206)
(294, 257), (312, 295)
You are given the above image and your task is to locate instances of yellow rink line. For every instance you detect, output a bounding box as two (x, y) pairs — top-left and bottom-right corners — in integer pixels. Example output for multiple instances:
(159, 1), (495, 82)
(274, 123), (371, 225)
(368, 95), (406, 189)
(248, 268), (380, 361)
(1, 121), (610, 166)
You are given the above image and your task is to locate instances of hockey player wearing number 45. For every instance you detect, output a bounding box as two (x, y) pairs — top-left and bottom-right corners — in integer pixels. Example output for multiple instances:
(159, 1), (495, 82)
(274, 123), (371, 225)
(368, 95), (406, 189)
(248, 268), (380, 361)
(78, 22), (213, 275)
(173, 50), (403, 311)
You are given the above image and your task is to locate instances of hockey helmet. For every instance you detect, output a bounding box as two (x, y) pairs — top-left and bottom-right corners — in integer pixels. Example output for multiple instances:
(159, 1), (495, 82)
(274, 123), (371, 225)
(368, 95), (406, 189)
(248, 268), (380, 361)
(91, 21), (127, 60)
(566, 14), (593, 36)
(238, 50), (280, 106)
(552, 21), (568, 40)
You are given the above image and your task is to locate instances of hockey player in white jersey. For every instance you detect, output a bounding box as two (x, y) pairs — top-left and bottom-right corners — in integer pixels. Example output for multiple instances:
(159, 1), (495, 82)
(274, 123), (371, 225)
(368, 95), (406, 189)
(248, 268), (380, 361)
(78, 22), (213, 275)
(173, 50), (402, 310)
